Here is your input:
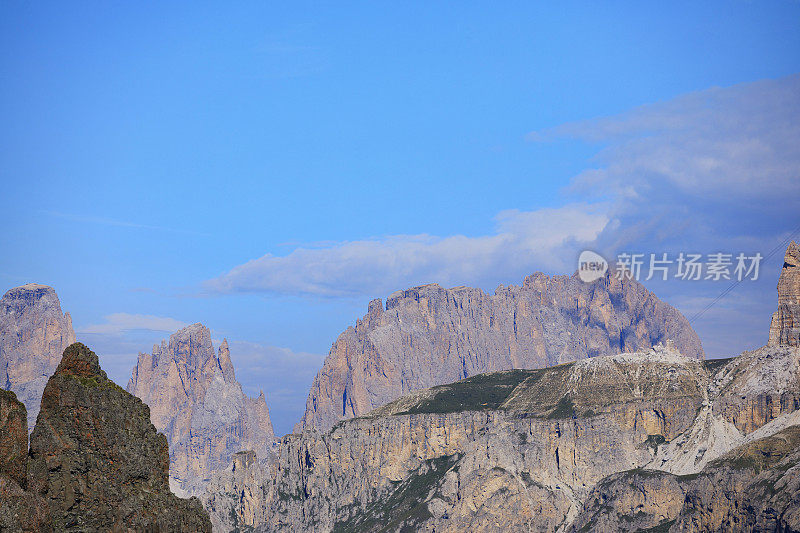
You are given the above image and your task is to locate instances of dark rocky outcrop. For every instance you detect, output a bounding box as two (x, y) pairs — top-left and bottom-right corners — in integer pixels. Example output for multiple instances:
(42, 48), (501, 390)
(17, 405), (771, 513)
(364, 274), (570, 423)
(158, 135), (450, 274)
(0, 389), (53, 532)
(0, 388), (27, 488)
(26, 343), (211, 532)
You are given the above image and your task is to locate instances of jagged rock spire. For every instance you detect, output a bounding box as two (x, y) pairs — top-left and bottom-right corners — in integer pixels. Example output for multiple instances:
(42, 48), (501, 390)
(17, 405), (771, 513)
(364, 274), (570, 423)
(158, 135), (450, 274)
(769, 241), (800, 347)
(127, 323), (274, 496)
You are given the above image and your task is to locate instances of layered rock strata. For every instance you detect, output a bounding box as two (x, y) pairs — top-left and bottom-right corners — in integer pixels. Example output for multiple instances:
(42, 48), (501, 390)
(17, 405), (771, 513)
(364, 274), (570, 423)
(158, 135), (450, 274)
(300, 270), (704, 431)
(267, 343), (798, 532)
(0, 283), (75, 430)
(568, 424), (800, 532)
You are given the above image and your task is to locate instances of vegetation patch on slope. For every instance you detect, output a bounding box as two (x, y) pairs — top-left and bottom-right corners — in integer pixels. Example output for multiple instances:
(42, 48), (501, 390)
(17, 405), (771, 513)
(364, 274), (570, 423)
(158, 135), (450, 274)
(702, 357), (733, 374)
(392, 370), (537, 415)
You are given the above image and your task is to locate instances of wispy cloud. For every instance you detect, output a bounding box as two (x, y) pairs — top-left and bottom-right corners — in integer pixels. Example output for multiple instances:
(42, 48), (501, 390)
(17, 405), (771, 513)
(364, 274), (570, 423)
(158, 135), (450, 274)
(248, 23), (329, 80)
(527, 74), (800, 357)
(532, 74), (800, 207)
(41, 211), (209, 236)
(129, 287), (157, 294)
(549, 75), (800, 258)
(79, 313), (188, 336)
(205, 203), (610, 297)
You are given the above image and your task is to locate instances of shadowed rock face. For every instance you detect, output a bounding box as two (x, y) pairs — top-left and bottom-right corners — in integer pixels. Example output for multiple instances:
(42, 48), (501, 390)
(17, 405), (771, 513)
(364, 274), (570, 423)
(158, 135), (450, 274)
(0, 389), (53, 532)
(0, 283), (75, 431)
(0, 389), (27, 488)
(27, 343), (211, 532)
(299, 270), (704, 431)
(770, 241), (800, 347)
(127, 323), (275, 496)
(202, 450), (274, 532)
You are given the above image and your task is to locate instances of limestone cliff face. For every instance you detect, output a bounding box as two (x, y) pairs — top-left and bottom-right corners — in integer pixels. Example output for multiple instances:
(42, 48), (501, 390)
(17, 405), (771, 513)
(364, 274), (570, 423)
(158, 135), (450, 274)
(568, 424), (800, 532)
(0, 283), (75, 431)
(770, 240), (800, 347)
(202, 450), (274, 532)
(206, 247), (797, 532)
(127, 323), (275, 496)
(300, 271), (704, 432)
(26, 343), (211, 532)
(262, 343), (797, 532)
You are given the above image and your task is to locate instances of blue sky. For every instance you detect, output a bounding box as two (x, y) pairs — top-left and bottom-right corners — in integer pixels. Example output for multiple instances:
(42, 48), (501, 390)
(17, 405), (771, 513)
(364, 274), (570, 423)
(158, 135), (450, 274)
(2, 2), (799, 435)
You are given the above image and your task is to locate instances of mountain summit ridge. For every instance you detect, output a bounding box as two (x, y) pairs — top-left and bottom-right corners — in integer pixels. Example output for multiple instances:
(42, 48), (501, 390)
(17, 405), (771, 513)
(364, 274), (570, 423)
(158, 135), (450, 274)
(299, 269), (704, 431)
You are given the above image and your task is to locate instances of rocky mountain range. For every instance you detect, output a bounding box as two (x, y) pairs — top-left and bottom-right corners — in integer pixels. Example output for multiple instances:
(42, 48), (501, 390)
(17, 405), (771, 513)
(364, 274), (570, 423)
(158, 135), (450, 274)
(199, 242), (799, 532)
(127, 323), (276, 496)
(263, 340), (798, 532)
(1, 243), (797, 532)
(0, 342), (211, 531)
(299, 269), (705, 431)
(0, 283), (75, 431)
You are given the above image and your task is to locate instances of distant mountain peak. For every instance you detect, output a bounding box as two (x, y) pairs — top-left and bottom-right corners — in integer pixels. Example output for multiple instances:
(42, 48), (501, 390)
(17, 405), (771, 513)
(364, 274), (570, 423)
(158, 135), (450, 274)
(127, 323), (274, 496)
(299, 268), (704, 431)
(0, 282), (75, 431)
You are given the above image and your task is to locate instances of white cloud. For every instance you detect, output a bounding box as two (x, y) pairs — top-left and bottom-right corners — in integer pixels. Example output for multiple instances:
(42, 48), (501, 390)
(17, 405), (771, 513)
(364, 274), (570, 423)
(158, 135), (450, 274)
(530, 75), (799, 359)
(207, 76), (799, 302)
(205, 203), (610, 297)
(41, 211), (209, 236)
(204, 74), (799, 361)
(79, 313), (188, 336)
(533, 74), (800, 205)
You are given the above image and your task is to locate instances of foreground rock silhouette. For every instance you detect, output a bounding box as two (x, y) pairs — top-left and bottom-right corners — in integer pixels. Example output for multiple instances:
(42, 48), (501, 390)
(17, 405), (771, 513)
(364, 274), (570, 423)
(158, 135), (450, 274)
(0, 388), (52, 531)
(2, 343), (212, 532)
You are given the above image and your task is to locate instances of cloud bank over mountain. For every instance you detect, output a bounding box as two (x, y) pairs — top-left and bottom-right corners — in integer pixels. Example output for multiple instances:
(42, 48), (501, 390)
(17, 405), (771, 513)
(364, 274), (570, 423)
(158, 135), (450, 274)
(207, 204), (609, 297)
(207, 75), (800, 304)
